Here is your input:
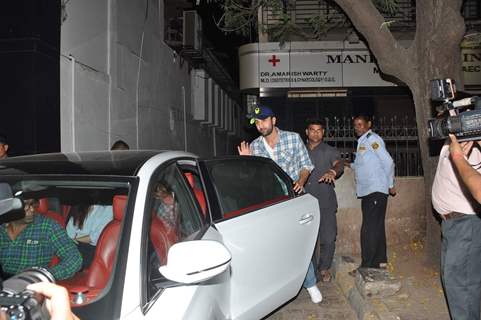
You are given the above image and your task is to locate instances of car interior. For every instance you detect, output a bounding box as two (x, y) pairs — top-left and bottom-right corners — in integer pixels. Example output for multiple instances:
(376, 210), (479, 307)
(0, 166), (216, 308)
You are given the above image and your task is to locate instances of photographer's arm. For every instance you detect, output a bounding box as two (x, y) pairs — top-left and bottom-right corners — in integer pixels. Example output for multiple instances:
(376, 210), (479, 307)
(27, 282), (79, 320)
(449, 134), (481, 203)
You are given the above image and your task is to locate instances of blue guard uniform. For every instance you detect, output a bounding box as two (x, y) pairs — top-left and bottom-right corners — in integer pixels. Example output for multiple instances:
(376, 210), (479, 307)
(352, 129), (394, 268)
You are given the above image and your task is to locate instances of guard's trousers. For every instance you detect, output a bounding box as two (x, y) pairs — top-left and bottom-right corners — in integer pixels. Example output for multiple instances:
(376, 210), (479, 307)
(360, 192), (388, 268)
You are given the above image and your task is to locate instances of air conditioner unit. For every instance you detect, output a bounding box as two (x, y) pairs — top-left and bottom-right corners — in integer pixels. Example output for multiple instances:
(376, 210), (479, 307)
(183, 10), (202, 51)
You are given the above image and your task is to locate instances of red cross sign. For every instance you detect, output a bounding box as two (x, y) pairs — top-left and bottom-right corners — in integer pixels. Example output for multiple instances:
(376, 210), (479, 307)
(268, 55), (280, 67)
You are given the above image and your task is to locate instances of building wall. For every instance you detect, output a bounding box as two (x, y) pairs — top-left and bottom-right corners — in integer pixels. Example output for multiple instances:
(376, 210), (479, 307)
(0, 1), (61, 156)
(60, 0), (240, 156)
(334, 168), (426, 256)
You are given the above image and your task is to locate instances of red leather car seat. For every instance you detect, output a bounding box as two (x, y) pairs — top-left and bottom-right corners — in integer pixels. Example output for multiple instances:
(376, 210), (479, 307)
(184, 172), (207, 216)
(62, 195), (126, 291)
(84, 194), (126, 288)
(37, 198), (66, 227)
(150, 216), (172, 265)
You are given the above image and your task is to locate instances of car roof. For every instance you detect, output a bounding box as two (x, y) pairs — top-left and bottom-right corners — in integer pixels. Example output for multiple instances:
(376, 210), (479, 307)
(0, 151), (163, 176)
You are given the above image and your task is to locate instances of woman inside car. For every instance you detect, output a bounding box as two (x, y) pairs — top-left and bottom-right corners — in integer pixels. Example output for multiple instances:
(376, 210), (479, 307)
(66, 203), (113, 269)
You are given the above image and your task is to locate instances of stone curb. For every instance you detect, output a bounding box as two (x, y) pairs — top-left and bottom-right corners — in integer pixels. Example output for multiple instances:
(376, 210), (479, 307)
(333, 256), (401, 320)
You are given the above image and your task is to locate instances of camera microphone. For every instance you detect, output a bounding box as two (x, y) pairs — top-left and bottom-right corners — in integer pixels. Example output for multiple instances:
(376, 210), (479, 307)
(452, 97), (479, 108)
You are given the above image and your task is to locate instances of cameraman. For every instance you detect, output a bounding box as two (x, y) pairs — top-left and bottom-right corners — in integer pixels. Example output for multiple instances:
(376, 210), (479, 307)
(448, 134), (481, 203)
(432, 135), (481, 320)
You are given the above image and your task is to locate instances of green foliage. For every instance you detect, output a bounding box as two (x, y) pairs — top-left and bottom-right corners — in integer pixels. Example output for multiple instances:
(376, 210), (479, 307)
(307, 15), (329, 40)
(372, 0), (399, 15)
(212, 0), (401, 42)
(214, 0), (260, 37)
(267, 13), (307, 45)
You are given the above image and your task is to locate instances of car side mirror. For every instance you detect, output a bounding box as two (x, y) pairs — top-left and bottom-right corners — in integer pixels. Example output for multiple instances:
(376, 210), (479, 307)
(0, 198), (24, 224)
(159, 240), (231, 284)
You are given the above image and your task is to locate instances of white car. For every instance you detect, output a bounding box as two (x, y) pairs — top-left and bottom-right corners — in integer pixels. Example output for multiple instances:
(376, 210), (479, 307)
(0, 151), (320, 319)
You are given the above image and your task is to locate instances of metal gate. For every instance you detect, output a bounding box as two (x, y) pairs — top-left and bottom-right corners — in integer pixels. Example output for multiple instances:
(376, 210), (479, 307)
(323, 116), (423, 176)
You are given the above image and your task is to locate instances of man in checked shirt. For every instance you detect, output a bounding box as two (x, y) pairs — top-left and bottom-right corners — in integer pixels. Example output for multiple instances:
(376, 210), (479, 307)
(237, 104), (322, 304)
(0, 197), (82, 280)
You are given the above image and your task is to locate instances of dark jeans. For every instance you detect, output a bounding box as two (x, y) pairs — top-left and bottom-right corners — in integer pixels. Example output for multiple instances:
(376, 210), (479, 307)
(360, 192), (388, 268)
(316, 206), (337, 271)
(441, 214), (481, 320)
(77, 242), (96, 270)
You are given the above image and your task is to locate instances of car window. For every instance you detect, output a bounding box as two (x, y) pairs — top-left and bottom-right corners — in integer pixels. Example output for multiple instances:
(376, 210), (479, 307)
(144, 163), (204, 303)
(0, 177), (132, 317)
(204, 158), (292, 220)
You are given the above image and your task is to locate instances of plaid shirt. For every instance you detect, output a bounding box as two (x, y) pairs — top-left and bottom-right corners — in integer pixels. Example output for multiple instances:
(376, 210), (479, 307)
(0, 215), (82, 280)
(250, 127), (314, 181)
(154, 200), (178, 228)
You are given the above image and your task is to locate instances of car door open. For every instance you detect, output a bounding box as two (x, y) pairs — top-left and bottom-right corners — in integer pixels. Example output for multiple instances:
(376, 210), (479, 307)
(200, 157), (320, 320)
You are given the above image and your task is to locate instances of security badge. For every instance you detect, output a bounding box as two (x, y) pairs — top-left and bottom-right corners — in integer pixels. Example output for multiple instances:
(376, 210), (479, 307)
(358, 144), (367, 154)
(371, 142), (379, 150)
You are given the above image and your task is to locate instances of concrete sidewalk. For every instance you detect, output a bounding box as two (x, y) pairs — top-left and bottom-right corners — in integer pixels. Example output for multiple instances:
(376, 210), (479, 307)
(267, 277), (357, 320)
(268, 243), (452, 320)
(333, 243), (450, 320)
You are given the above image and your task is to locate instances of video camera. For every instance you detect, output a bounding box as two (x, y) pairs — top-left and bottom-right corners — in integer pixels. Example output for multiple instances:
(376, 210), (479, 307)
(428, 79), (481, 141)
(0, 267), (53, 320)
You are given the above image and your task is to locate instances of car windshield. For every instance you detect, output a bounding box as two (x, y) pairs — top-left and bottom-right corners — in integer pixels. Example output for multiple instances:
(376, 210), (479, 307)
(0, 175), (133, 313)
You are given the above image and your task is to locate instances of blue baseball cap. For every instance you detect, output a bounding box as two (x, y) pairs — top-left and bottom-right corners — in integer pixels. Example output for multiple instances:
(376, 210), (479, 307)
(246, 105), (275, 124)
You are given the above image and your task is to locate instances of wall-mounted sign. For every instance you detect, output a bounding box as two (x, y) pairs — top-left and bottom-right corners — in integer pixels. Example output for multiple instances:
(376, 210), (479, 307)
(239, 41), (481, 91)
(462, 47), (481, 90)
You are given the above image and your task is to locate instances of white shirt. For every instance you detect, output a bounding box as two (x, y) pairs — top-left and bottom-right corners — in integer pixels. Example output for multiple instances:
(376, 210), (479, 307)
(262, 137), (275, 159)
(66, 205), (113, 245)
(432, 144), (481, 215)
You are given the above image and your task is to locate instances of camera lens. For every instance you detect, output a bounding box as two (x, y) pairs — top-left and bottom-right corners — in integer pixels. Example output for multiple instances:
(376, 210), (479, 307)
(428, 118), (450, 139)
(2, 267), (55, 295)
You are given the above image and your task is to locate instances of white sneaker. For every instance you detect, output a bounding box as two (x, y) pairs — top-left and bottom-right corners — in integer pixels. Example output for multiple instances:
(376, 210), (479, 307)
(306, 285), (323, 304)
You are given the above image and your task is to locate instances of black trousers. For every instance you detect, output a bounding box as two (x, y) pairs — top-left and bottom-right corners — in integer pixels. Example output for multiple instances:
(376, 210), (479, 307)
(360, 192), (388, 268)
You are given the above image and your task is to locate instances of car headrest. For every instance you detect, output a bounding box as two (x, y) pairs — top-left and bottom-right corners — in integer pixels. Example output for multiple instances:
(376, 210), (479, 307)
(38, 198), (49, 213)
(112, 195), (127, 221)
(184, 172), (195, 188)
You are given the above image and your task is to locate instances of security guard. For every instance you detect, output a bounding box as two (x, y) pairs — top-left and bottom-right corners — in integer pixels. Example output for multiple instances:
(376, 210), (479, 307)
(349, 115), (395, 270)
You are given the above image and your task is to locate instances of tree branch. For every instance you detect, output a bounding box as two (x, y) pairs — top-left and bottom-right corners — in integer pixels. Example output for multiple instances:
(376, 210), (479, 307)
(334, 0), (412, 84)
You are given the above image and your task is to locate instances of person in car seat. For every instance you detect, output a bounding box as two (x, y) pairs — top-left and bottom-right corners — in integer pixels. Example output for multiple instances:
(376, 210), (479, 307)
(0, 198), (82, 280)
(66, 203), (113, 269)
(153, 182), (179, 229)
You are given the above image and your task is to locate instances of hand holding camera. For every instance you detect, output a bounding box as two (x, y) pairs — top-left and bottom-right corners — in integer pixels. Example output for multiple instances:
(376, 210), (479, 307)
(26, 282), (78, 320)
(428, 78), (481, 142)
(0, 267), (78, 320)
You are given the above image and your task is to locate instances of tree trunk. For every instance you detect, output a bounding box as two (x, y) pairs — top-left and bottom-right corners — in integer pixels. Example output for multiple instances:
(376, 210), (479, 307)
(334, 0), (466, 265)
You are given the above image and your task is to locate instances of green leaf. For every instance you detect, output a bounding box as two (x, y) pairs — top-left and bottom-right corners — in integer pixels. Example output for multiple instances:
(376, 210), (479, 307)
(372, 0), (399, 15)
